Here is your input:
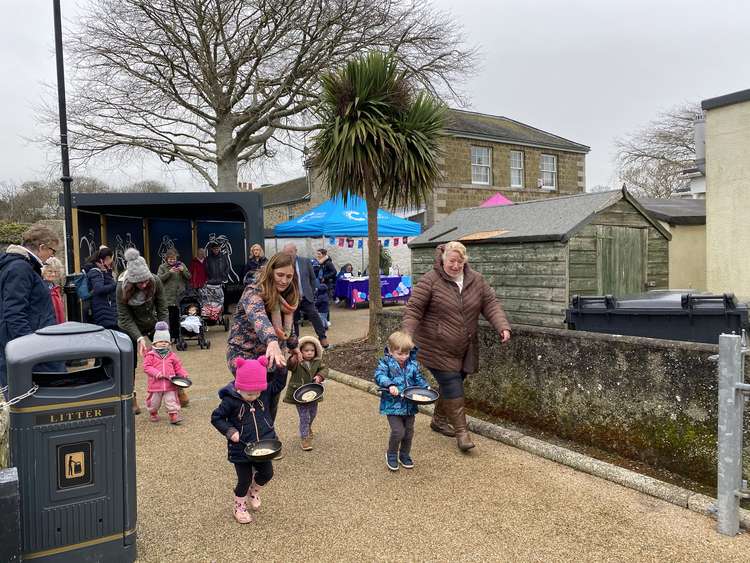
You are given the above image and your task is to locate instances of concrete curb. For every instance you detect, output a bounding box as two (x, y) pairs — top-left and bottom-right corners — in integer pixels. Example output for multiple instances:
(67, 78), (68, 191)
(327, 369), (750, 530)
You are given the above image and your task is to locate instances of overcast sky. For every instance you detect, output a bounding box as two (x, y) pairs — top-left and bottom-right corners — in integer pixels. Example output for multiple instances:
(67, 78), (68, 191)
(1, 0), (748, 191)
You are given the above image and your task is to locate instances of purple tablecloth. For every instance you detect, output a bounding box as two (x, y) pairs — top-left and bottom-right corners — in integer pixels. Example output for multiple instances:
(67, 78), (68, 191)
(335, 276), (410, 308)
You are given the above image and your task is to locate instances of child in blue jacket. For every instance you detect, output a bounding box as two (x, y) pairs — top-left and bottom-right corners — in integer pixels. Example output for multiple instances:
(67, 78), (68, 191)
(374, 331), (430, 471)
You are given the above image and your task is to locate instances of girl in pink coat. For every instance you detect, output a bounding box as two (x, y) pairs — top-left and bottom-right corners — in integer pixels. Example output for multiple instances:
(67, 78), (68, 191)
(143, 321), (189, 424)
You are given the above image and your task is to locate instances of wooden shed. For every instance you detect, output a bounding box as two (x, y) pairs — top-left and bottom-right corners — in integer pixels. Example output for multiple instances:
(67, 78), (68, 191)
(408, 188), (671, 328)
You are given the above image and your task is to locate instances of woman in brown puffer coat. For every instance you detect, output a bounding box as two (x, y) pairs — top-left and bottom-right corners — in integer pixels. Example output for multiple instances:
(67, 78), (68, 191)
(402, 241), (511, 452)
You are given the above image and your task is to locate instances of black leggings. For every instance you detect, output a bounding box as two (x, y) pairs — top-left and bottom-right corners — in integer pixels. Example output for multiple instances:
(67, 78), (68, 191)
(429, 369), (466, 399)
(233, 461), (273, 497)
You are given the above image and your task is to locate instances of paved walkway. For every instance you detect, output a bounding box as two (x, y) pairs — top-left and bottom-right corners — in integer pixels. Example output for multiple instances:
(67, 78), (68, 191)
(134, 308), (750, 562)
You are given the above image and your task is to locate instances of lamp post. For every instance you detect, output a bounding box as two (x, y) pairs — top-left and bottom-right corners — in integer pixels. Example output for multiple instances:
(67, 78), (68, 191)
(53, 0), (79, 320)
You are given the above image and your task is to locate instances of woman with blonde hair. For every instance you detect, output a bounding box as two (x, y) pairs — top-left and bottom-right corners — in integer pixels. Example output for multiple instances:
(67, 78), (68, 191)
(227, 252), (299, 423)
(241, 243), (268, 285)
(402, 241), (511, 452)
(42, 256), (65, 324)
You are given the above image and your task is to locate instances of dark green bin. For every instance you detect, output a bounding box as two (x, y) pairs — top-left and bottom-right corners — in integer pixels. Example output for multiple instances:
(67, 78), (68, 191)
(6, 322), (136, 562)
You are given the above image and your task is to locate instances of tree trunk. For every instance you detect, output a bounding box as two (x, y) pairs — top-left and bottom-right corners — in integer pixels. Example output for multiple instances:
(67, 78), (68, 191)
(365, 188), (382, 344)
(216, 120), (239, 192)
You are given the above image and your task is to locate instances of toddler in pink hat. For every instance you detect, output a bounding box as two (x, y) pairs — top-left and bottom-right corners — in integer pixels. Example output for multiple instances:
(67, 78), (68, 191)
(211, 355), (278, 524)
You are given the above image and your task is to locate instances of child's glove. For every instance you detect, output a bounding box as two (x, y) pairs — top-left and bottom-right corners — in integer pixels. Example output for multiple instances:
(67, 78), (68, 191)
(228, 430), (240, 443)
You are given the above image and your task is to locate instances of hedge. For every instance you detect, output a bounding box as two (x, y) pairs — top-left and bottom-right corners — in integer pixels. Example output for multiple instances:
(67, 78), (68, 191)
(0, 222), (30, 244)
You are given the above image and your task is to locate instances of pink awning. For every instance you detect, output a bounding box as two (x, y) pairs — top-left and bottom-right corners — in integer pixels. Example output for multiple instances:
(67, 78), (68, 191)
(479, 193), (514, 207)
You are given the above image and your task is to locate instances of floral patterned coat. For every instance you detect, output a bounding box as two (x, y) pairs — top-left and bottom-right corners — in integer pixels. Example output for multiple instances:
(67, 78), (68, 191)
(226, 284), (297, 375)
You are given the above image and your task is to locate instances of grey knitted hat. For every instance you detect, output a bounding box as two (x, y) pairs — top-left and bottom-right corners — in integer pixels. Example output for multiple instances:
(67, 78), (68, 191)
(152, 321), (171, 344)
(124, 248), (152, 283)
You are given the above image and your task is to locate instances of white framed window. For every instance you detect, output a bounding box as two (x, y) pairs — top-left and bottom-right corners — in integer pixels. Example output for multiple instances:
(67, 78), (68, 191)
(540, 154), (557, 190)
(510, 150), (524, 188)
(471, 146), (491, 185)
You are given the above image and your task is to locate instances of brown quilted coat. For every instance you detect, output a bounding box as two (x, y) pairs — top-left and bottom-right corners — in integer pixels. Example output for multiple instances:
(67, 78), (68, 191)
(402, 246), (511, 374)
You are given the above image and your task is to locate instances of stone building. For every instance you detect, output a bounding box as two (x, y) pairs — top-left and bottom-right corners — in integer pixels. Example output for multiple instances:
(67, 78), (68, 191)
(257, 109), (590, 229)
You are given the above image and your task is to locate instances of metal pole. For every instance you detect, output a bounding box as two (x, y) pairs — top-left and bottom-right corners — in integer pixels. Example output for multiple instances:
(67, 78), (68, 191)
(53, 0), (74, 274)
(717, 333), (744, 536)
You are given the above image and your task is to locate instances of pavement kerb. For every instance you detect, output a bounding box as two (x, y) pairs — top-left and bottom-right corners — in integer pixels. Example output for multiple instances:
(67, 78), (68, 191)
(327, 368), (750, 529)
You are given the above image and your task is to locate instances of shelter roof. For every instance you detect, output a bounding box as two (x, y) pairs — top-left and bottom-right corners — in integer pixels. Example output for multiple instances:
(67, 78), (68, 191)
(409, 188), (670, 248)
(70, 191), (260, 223)
(637, 197), (706, 225)
(445, 109), (590, 153)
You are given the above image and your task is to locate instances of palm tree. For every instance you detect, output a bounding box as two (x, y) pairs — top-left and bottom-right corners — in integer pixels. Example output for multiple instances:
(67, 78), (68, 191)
(312, 51), (446, 342)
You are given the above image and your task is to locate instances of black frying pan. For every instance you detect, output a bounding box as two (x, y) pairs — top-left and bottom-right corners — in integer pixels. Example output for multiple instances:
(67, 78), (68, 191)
(171, 376), (192, 388)
(243, 439), (283, 461)
(376, 386), (439, 405)
(293, 382), (325, 404)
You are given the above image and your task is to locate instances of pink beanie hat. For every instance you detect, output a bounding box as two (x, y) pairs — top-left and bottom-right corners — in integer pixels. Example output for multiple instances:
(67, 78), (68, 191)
(235, 356), (269, 392)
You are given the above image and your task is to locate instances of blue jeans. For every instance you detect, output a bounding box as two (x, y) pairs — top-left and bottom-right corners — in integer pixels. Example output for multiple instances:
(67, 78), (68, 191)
(429, 369), (465, 399)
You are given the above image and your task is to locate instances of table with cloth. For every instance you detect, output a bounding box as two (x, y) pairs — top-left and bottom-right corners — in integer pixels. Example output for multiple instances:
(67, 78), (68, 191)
(335, 276), (411, 308)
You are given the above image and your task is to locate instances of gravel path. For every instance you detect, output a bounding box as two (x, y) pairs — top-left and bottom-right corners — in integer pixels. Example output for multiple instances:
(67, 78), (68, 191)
(133, 313), (750, 562)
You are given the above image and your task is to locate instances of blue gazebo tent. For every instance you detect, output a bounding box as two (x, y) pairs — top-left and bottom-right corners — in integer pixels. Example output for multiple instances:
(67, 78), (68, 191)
(273, 195), (421, 237)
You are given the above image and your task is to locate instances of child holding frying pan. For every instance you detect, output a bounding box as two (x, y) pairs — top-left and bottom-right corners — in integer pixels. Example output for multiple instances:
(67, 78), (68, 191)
(142, 321), (189, 424)
(374, 331), (430, 472)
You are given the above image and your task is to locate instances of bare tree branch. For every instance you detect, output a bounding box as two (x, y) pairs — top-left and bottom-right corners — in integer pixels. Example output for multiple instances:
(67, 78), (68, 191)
(614, 103), (702, 198)
(38, 0), (475, 191)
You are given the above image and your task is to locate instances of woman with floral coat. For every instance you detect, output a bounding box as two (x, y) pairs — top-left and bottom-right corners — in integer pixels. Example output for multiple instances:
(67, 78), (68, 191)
(226, 252), (299, 423)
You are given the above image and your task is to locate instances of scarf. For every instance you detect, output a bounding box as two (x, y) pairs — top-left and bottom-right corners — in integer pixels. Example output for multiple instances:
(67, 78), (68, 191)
(128, 289), (147, 307)
(155, 348), (170, 358)
(271, 294), (297, 340)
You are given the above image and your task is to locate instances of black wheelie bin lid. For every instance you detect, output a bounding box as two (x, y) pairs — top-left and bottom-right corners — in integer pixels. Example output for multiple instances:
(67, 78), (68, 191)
(565, 291), (749, 344)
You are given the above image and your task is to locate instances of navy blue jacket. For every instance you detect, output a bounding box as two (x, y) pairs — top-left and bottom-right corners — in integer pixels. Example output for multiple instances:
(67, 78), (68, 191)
(86, 265), (118, 329)
(315, 284), (329, 315)
(0, 246), (56, 389)
(211, 382), (277, 463)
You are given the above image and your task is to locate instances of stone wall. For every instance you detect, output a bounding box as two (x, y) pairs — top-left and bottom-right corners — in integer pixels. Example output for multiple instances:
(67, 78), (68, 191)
(378, 309), (734, 484)
(263, 201), (314, 229)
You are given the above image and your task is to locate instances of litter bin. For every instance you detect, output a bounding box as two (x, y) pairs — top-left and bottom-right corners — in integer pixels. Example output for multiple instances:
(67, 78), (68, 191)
(565, 291), (749, 344)
(6, 322), (136, 562)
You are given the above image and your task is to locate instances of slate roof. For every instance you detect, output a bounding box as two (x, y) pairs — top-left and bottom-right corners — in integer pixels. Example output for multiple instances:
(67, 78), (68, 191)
(409, 189), (670, 248)
(637, 197), (706, 225)
(256, 176), (310, 207)
(702, 88), (750, 111)
(445, 109), (590, 154)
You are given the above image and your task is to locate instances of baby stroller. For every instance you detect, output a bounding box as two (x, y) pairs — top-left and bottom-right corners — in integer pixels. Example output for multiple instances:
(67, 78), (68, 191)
(175, 290), (210, 351)
(200, 283), (230, 331)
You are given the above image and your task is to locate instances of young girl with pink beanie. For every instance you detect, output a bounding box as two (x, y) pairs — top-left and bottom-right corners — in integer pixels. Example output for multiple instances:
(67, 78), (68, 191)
(211, 355), (277, 524)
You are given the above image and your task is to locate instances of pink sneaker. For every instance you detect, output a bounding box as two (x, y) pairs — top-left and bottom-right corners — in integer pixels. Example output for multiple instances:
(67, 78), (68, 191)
(149, 411), (160, 422)
(248, 481), (262, 511)
(169, 412), (183, 425)
(233, 496), (253, 524)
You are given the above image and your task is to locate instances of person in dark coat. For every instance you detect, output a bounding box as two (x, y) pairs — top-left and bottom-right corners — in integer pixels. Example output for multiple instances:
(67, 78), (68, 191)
(0, 223), (59, 396)
(206, 242), (228, 285)
(211, 356), (276, 524)
(315, 283), (330, 327)
(241, 244), (268, 285)
(282, 243), (329, 348)
(85, 246), (118, 329)
(402, 241), (511, 452)
(315, 249), (337, 288)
